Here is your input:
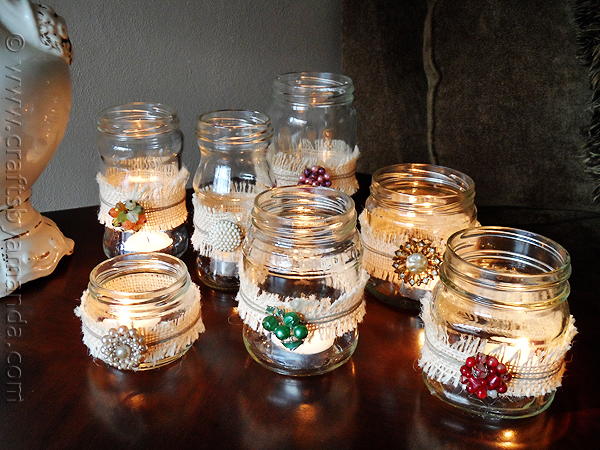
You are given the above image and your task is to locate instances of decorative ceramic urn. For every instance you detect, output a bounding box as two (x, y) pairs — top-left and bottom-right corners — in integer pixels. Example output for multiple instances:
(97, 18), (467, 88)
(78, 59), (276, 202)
(1, 0), (74, 297)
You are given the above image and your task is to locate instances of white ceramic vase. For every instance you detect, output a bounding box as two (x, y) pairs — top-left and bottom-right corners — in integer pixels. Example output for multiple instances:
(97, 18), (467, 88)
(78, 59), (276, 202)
(1, 0), (74, 297)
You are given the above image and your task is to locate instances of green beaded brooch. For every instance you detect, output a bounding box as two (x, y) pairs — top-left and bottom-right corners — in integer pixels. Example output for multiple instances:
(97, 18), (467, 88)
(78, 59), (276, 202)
(262, 306), (309, 351)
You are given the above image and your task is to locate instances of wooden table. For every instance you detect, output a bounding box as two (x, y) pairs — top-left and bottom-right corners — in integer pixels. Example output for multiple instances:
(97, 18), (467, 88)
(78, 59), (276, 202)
(2, 176), (599, 449)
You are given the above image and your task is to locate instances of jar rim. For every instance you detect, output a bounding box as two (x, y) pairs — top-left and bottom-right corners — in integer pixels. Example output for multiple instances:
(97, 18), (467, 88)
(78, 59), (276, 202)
(370, 163), (475, 212)
(273, 72), (354, 106)
(444, 226), (571, 295)
(97, 102), (179, 139)
(88, 252), (189, 303)
(196, 110), (272, 149)
(251, 185), (357, 245)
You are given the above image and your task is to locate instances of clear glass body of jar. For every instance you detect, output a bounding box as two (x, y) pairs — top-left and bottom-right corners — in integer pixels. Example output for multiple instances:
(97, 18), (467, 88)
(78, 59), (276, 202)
(268, 72), (359, 194)
(97, 102), (189, 258)
(79, 253), (204, 371)
(360, 164), (478, 312)
(421, 227), (574, 419)
(192, 110), (275, 291)
(238, 186), (365, 376)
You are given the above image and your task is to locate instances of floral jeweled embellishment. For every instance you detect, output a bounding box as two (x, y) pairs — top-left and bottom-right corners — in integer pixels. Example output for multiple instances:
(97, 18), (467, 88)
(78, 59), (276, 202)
(392, 238), (442, 286)
(100, 326), (147, 370)
(262, 307), (309, 351)
(109, 200), (147, 231)
(459, 353), (513, 400)
(208, 220), (243, 252)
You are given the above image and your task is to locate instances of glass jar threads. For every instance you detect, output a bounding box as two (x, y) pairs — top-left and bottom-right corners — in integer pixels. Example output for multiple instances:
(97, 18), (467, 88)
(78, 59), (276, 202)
(75, 253), (205, 371)
(97, 102), (189, 258)
(359, 164), (478, 311)
(268, 72), (359, 195)
(192, 110), (275, 291)
(419, 227), (577, 419)
(237, 185), (368, 376)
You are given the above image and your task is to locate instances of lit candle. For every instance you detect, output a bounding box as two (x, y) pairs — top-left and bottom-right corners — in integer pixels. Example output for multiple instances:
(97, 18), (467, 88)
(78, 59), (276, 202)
(123, 230), (173, 253)
(272, 333), (335, 355)
(483, 336), (532, 367)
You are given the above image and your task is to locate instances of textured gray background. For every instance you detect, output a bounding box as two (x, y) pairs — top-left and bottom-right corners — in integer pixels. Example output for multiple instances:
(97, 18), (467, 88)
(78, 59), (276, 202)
(35, 0), (598, 212)
(343, 0), (598, 211)
(34, 0), (342, 211)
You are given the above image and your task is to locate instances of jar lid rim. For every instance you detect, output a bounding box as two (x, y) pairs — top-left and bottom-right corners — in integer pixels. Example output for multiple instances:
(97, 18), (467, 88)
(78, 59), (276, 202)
(88, 252), (189, 300)
(196, 110), (273, 147)
(97, 102), (179, 138)
(371, 163), (476, 210)
(251, 185), (357, 244)
(445, 226), (572, 284)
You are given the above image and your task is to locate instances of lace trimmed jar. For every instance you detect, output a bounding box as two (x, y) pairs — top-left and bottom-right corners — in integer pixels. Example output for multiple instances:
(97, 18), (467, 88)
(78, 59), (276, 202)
(97, 102), (189, 258)
(237, 186), (368, 376)
(75, 253), (205, 371)
(419, 227), (577, 419)
(359, 164), (478, 311)
(268, 72), (359, 195)
(192, 110), (275, 291)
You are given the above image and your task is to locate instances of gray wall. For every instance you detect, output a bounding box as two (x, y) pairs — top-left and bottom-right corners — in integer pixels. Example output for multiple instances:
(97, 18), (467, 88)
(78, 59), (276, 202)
(34, 0), (342, 212)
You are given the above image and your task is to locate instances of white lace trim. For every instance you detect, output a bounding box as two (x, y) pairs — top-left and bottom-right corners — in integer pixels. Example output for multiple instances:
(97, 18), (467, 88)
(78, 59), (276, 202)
(236, 268), (368, 341)
(268, 139), (360, 195)
(418, 294), (577, 398)
(191, 183), (258, 263)
(74, 282), (205, 368)
(97, 167), (189, 232)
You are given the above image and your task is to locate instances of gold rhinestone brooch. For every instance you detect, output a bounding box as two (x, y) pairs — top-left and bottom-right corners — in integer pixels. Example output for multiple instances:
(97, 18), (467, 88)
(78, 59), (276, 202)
(392, 238), (442, 287)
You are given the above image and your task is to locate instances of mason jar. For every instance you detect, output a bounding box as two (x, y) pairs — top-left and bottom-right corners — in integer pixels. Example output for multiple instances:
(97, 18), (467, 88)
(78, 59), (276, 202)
(268, 72), (359, 194)
(192, 110), (275, 291)
(359, 164), (478, 311)
(420, 227), (577, 419)
(75, 252), (205, 371)
(237, 186), (368, 376)
(97, 102), (189, 258)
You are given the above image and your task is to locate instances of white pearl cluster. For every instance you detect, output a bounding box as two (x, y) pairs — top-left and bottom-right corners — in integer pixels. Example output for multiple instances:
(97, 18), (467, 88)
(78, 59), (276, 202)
(208, 220), (243, 252)
(100, 325), (147, 370)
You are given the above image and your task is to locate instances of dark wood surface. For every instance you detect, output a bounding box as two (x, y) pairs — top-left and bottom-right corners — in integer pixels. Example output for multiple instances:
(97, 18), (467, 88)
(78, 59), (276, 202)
(2, 175), (599, 450)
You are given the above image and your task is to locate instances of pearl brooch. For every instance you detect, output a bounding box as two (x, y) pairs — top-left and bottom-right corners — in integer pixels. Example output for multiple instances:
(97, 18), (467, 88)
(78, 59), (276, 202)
(100, 326), (147, 370)
(208, 220), (243, 252)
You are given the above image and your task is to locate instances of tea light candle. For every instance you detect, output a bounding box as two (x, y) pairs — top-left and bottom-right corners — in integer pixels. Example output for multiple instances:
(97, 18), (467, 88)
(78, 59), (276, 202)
(75, 253), (205, 371)
(123, 230), (174, 253)
(272, 333), (335, 355)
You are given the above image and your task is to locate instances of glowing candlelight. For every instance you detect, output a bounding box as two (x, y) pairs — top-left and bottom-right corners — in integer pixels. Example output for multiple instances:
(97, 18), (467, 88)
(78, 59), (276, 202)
(273, 333), (335, 355)
(123, 230), (173, 253)
(484, 336), (532, 367)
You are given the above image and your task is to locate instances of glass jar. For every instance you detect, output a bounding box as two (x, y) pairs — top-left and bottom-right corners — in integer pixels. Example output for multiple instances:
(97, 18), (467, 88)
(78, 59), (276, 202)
(192, 110), (275, 291)
(237, 186), (368, 376)
(359, 164), (478, 311)
(268, 72), (359, 195)
(97, 102), (189, 258)
(420, 227), (576, 419)
(75, 252), (205, 371)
